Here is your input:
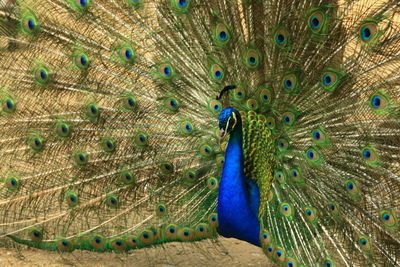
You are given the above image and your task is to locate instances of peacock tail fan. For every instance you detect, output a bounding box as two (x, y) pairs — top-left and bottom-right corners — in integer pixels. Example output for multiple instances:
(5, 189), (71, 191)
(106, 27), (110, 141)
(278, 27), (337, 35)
(0, 0), (399, 266)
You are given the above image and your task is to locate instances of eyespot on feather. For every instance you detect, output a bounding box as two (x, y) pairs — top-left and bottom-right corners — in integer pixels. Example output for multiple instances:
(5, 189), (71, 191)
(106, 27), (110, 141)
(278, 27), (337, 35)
(213, 23), (231, 46)
(56, 238), (75, 252)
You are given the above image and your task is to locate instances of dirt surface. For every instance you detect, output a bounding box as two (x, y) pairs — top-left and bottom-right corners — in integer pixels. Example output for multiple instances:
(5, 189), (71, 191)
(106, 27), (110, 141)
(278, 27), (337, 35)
(0, 237), (272, 267)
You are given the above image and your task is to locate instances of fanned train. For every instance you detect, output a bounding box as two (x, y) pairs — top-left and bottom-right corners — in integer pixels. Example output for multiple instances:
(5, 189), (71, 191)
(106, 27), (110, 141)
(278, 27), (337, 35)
(0, 0), (399, 266)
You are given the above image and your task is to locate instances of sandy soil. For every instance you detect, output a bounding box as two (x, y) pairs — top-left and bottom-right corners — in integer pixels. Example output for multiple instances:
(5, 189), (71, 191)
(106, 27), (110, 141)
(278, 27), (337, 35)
(0, 237), (272, 267)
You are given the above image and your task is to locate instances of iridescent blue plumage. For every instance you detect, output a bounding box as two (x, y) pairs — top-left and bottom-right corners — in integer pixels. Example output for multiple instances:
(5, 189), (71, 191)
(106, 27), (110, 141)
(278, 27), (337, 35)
(217, 108), (261, 246)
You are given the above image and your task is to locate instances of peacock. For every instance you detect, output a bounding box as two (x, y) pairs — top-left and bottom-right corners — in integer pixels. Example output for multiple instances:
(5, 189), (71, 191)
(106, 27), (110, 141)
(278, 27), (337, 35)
(0, 0), (399, 266)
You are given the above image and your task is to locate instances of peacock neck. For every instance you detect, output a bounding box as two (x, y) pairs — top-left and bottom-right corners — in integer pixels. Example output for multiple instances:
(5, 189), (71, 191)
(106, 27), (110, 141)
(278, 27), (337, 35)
(224, 123), (245, 178)
(218, 120), (261, 247)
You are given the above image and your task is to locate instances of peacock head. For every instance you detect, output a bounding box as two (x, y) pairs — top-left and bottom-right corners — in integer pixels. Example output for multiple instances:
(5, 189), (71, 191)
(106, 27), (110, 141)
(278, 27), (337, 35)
(218, 108), (241, 138)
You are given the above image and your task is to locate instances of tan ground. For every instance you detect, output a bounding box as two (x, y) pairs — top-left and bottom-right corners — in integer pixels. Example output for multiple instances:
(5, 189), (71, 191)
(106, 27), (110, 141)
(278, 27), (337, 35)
(0, 237), (271, 267)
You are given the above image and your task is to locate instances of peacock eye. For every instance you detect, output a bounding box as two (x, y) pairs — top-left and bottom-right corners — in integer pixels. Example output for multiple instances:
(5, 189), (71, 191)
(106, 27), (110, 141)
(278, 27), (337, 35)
(22, 14), (39, 34)
(371, 96), (381, 108)
(79, 0), (87, 7)
(285, 79), (292, 88)
(368, 91), (390, 114)
(283, 115), (290, 123)
(266, 116), (276, 130)
(28, 19), (35, 29)
(119, 46), (135, 64)
(106, 194), (119, 208)
(208, 99), (222, 115)
(163, 96), (180, 112)
(83, 103), (100, 120)
(347, 182), (354, 190)
(259, 87), (272, 105)
(172, 0), (190, 14)
(6, 100), (13, 109)
(275, 169), (286, 185)
(69, 0), (91, 11)
(164, 66), (171, 76)
(210, 63), (224, 82)
(134, 132), (148, 147)
(200, 144), (212, 155)
(361, 26), (372, 40)
(120, 95), (138, 111)
(179, 121), (194, 135)
(160, 162), (174, 175)
(32, 230), (42, 238)
(305, 147), (322, 164)
(101, 138), (116, 153)
(307, 10), (326, 33)
(281, 111), (297, 128)
(5, 176), (21, 191)
(155, 203), (167, 216)
(313, 130), (321, 140)
(80, 55), (87, 65)
(213, 23), (231, 46)
(74, 52), (90, 70)
(178, 0), (187, 8)
(65, 191), (79, 208)
(34, 65), (51, 85)
(158, 63), (175, 80)
(361, 146), (379, 166)
(310, 16), (320, 29)
(28, 135), (45, 152)
(323, 74), (332, 86)
(276, 34), (285, 44)
(274, 26), (289, 48)
(282, 73), (298, 93)
(230, 85), (245, 101)
(246, 99), (258, 110)
(207, 177), (219, 190)
(276, 138), (289, 153)
(243, 48), (261, 69)
(219, 31), (227, 40)
(55, 122), (71, 138)
(2, 98), (16, 113)
(359, 21), (379, 43)
(125, 51), (131, 59)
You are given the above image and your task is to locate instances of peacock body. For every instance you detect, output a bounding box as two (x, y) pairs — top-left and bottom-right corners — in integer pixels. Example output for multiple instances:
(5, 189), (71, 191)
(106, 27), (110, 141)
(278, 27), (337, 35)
(0, 0), (399, 266)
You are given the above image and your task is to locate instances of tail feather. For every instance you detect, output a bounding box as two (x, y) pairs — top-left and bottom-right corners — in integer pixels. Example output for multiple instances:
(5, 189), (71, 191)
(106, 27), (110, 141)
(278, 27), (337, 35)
(0, 0), (399, 266)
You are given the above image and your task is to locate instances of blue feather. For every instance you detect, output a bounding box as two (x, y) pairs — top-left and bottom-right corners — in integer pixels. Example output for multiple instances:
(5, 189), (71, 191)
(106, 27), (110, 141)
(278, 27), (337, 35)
(217, 108), (261, 246)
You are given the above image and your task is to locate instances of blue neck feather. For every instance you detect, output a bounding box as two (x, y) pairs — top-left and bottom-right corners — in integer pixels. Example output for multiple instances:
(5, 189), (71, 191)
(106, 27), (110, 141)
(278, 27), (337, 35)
(217, 120), (261, 247)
